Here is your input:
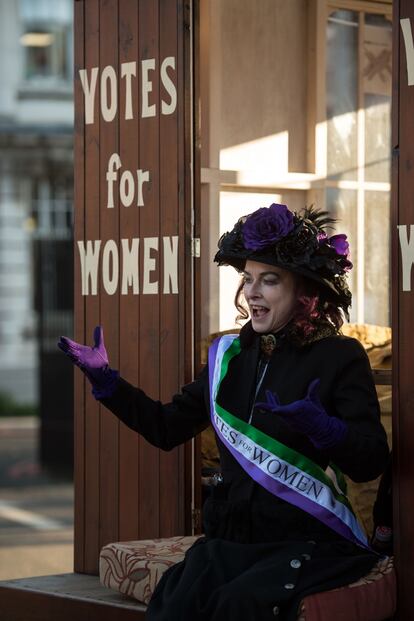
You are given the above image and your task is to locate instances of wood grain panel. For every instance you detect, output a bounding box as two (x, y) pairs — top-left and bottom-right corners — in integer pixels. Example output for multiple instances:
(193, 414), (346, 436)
(73, 0), (86, 573)
(181, 0), (198, 534)
(83, 0), (101, 573)
(118, 0), (140, 542)
(74, 0), (195, 572)
(159, 0), (182, 537)
(0, 580), (146, 621)
(98, 0), (120, 551)
(137, 0), (161, 539)
(391, 2), (401, 619)
(192, 0), (203, 534)
(394, 2), (414, 618)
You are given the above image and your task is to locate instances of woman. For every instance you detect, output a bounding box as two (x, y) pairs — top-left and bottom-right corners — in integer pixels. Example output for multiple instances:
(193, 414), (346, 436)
(59, 203), (389, 621)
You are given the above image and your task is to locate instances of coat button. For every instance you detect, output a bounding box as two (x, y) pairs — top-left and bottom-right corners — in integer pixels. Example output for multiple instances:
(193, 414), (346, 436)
(272, 605), (280, 616)
(290, 559), (301, 569)
(284, 583), (295, 590)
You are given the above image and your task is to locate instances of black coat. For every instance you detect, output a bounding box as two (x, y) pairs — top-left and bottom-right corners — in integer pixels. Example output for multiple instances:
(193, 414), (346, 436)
(101, 321), (388, 490)
(100, 322), (389, 620)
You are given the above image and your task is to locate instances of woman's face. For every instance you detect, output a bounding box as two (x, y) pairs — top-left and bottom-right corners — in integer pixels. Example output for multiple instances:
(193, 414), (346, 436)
(243, 260), (298, 334)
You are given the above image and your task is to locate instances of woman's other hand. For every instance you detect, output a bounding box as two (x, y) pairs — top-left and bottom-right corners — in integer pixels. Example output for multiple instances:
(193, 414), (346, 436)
(255, 379), (347, 450)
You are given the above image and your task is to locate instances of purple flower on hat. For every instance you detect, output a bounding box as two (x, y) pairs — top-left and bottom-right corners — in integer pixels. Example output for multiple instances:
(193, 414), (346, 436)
(242, 203), (295, 251)
(329, 234), (350, 257)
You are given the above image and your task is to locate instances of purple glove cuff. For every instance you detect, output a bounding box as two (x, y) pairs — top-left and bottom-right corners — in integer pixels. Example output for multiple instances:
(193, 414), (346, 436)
(309, 416), (347, 450)
(91, 368), (120, 400)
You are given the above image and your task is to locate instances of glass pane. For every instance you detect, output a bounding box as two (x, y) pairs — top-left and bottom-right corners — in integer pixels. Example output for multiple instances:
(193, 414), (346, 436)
(364, 95), (391, 183)
(326, 10), (358, 181)
(326, 188), (358, 322)
(23, 24), (69, 81)
(363, 15), (392, 183)
(364, 191), (390, 327)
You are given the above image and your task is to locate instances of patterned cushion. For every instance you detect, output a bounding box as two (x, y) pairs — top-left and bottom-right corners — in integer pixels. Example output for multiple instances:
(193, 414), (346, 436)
(100, 535), (200, 605)
(100, 537), (396, 620)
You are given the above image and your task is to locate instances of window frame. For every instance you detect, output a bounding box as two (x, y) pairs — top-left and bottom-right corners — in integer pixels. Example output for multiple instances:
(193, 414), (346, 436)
(200, 0), (393, 328)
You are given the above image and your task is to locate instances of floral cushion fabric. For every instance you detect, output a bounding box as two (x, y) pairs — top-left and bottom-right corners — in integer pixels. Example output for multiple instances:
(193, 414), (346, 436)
(100, 537), (396, 620)
(100, 535), (200, 605)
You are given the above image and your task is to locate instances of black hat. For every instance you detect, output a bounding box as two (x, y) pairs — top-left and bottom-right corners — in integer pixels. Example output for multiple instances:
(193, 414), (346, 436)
(214, 203), (352, 318)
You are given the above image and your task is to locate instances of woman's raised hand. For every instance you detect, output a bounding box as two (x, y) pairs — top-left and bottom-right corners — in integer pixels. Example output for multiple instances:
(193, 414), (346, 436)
(58, 326), (109, 381)
(58, 326), (119, 398)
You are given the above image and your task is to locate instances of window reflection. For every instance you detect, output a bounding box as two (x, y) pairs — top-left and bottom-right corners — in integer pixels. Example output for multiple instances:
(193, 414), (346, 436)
(326, 10), (391, 327)
(364, 191), (390, 327)
(326, 10), (358, 181)
(363, 14), (392, 183)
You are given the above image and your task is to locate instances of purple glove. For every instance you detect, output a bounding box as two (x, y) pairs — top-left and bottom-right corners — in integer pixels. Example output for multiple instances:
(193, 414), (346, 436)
(255, 379), (347, 449)
(57, 326), (119, 399)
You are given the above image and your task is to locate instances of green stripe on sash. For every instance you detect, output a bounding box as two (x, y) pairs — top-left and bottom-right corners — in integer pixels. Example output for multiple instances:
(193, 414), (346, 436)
(215, 336), (352, 513)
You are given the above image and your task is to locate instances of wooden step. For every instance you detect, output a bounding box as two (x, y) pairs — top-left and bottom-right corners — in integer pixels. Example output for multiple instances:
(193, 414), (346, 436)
(0, 573), (146, 621)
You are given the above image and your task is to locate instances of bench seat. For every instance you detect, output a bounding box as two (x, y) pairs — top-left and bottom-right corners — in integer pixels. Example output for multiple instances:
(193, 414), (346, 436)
(100, 536), (396, 620)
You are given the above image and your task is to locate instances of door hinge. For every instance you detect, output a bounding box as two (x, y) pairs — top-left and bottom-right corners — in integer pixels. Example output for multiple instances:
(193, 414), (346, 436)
(191, 237), (201, 258)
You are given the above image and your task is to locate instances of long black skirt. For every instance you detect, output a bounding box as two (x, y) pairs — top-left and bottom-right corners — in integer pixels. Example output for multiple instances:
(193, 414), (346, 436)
(146, 536), (378, 621)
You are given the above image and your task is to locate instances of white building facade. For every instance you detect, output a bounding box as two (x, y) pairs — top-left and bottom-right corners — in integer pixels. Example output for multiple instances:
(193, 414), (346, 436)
(0, 0), (73, 405)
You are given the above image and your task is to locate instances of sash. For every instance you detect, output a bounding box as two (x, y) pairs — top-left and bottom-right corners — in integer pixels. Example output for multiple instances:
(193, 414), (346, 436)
(208, 334), (369, 549)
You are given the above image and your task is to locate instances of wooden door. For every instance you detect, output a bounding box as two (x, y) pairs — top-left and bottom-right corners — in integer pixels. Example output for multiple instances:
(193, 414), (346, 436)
(393, 1), (414, 617)
(73, 0), (195, 574)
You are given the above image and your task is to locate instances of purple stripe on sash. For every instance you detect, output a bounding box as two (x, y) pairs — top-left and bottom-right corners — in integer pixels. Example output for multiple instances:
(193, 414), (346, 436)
(208, 337), (368, 549)
(208, 336), (221, 395)
(221, 430), (365, 547)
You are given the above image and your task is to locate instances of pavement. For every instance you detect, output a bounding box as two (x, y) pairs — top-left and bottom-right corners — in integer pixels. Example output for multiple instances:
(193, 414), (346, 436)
(0, 417), (74, 580)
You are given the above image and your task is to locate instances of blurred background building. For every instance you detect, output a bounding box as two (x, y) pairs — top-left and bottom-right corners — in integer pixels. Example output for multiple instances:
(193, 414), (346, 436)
(0, 0), (74, 471)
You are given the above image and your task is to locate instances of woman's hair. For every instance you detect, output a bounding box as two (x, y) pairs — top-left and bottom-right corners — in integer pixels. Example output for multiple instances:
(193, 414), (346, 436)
(234, 280), (250, 324)
(234, 273), (344, 339)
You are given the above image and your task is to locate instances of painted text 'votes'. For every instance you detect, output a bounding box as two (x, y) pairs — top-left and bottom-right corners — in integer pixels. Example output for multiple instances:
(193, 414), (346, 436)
(79, 57), (177, 125)
(77, 236), (178, 296)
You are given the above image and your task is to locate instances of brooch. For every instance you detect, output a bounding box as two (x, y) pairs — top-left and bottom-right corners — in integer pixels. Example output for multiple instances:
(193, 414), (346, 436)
(260, 333), (277, 357)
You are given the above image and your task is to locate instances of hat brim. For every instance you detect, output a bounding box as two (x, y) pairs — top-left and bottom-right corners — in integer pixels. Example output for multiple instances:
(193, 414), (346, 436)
(216, 252), (344, 300)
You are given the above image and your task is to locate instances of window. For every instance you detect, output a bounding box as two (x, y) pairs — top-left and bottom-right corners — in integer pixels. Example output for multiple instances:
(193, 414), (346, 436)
(200, 1), (392, 336)
(325, 7), (392, 325)
(29, 176), (74, 239)
(19, 0), (73, 85)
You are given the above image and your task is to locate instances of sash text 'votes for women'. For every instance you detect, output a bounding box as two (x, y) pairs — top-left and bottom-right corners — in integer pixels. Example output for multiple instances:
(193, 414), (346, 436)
(214, 414), (324, 502)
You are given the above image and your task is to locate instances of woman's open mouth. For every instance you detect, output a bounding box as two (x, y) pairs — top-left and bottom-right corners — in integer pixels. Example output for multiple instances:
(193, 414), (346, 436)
(251, 305), (270, 319)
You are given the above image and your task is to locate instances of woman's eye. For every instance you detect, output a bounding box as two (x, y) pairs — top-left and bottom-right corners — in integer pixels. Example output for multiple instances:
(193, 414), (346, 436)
(243, 277), (252, 284)
(264, 279), (278, 285)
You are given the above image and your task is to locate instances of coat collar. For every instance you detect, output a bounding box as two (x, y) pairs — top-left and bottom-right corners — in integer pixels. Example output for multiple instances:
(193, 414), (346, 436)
(239, 319), (337, 351)
(239, 321), (290, 350)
